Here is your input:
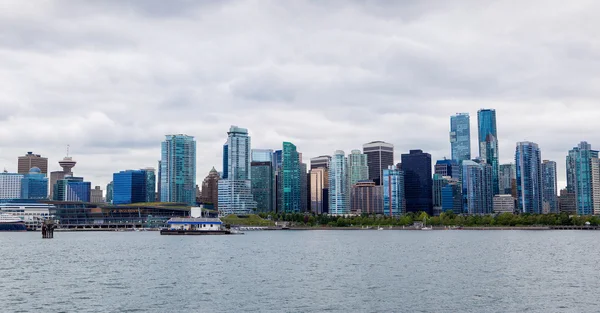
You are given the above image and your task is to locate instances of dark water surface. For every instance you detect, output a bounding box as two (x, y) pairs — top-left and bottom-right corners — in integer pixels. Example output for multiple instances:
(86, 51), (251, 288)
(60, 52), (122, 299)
(1, 230), (598, 312)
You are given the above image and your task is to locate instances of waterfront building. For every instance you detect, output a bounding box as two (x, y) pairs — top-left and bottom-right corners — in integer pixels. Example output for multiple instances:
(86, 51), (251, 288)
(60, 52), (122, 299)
(450, 113), (471, 163)
(113, 170), (147, 205)
(477, 109), (499, 195)
(383, 165), (405, 216)
(493, 194), (515, 213)
(160, 134), (196, 205)
(462, 160), (493, 214)
(218, 126), (256, 215)
(566, 142), (600, 215)
(433, 174), (450, 215)
(200, 167), (220, 206)
(434, 159), (459, 180)
(347, 150), (369, 187)
(0, 172), (24, 200)
(281, 142), (301, 213)
(499, 163), (517, 197)
(541, 160), (558, 214)
(251, 149), (274, 163)
(20, 167), (48, 200)
(106, 181), (113, 204)
(49, 156), (76, 199)
(441, 181), (462, 214)
(0, 202), (54, 230)
(559, 189), (577, 214)
(515, 142), (543, 214)
(18, 152), (48, 176)
(310, 168), (327, 214)
(329, 150), (349, 215)
(53, 176), (91, 202)
(143, 168), (156, 203)
(251, 161), (274, 212)
(90, 186), (104, 203)
(351, 181), (382, 215)
(363, 141), (394, 185)
(401, 149), (433, 214)
(310, 155), (331, 170)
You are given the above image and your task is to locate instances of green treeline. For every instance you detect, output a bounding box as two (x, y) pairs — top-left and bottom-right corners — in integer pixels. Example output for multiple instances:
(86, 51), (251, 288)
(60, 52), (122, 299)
(255, 211), (600, 227)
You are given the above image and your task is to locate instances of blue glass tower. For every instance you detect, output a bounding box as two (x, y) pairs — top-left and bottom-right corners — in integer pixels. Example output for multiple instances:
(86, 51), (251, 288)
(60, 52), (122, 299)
(144, 169), (156, 202)
(383, 165), (404, 216)
(401, 150), (433, 214)
(160, 134), (196, 205)
(541, 160), (558, 214)
(566, 142), (599, 215)
(54, 176), (91, 202)
(329, 150), (349, 215)
(282, 142), (301, 213)
(478, 109), (499, 195)
(450, 113), (471, 163)
(515, 142), (543, 214)
(113, 170), (147, 205)
(21, 167), (48, 199)
(222, 142), (229, 180)
(462, 160), (493, 214)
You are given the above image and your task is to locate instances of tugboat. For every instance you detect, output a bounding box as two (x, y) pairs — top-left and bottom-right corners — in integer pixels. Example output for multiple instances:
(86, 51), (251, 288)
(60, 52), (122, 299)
(0, 214), (27, 232)
(160, 217), (242, 235)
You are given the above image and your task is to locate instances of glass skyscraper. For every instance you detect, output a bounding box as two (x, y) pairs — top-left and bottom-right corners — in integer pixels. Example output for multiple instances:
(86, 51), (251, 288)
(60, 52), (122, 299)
(401, 149), (433, 214)
(450, 113), (471, 163)
(566, 141), (600, 215)
(329, 150), (349, 215)
(144, 168), (156, 203)
(54, 176), (91, 202)
(499, 163), (516, 196)
(477, 109), (499, 195)
(113, 170), (147, 205)
(282, 142), (301, 213)
(383, 165), (404, 216)
(363, 141), (394, 185)
(20, 167), (48, 200)
(222, 142), (229, 180)
(347, 150), (369, 188)
(434, 159), (459, 180)
(160, 134), (197, 205)
(462, 160), (493, 214)
(515, 142), (543, 214)
(541, 160), (558, 214)
(251, 161), (274, 212)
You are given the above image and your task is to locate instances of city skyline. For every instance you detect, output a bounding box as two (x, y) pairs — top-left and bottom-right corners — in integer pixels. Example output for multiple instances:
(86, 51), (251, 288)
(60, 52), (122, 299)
(2, 1), (599, 191)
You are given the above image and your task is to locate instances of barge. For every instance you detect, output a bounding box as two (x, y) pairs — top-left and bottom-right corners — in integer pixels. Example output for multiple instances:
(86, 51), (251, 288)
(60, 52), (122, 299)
(160, 217), (241, 235)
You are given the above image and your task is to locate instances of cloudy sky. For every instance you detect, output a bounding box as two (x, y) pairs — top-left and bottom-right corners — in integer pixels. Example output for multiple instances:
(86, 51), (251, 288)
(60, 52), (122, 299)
(1, 0), (599, 191)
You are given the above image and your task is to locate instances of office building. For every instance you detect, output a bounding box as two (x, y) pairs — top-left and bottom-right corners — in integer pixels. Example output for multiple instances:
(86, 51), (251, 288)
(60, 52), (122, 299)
(434, 159), (459, 180)
(462, 160), (493, 214)
(363, 141), (394, 185)
(0, 172), (24, 200)
(200, 167), (220, 206)
(300, 162), (308, 212)
(541, 160), (558, 214)
(310, 155), (331, 170)
(450, 113), (471, 163)
(280, 142), (301, 213)
(143, 168), (156, 203)
(18, 152), (48, 176)
(252, 149), (274, 163)
(53, 176), (91, 202)
(383, 165), (405, 216)
(310, 168), (328, 214)
(113, 170), (147, 205)
(20, 167), (48, 200)
(329, 150), (349, 215)
(433, 174), (450, 215)
(106, 181), (113, 204)
(493, 194), (515, 213)
(401, 149), (433, 214)
(160, 134), (196, 205)
(515, 142), (543, 214)
(251, 161), (274, 213)
(90, 186), (104, 203)
(222, 142), (229, 179)
(477, 109), (499, 195)
(559, 189), (577, 214)
(351, 181), (383, 215)
(441, 181), (463, 214)
(217, 180), (257, 215)
(566, 142), (600, 215)
(347, 150), (369, 187)
(499, 163), (517, 197)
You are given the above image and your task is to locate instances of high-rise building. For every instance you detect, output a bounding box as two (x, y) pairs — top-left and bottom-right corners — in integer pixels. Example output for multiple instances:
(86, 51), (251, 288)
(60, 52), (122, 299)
(310, 168), (327, 214)
(347, 150), (369, 187)
(18, 152), (48, 176)
(106, 181), (113, 204)
(53, 176), (91, 202)
(477, 109), (499, 195)
(143, 168), (156, 203)
(90, 186), (104, 203)
(383, 165), (405, 216)
(559, 189), (577, 214)
(222, 142), (229, 180)
(113, 170), (147, 205)
(251, 149), (274, 163)
(450, 113), (471, 163)
(281, 142), (301, 213)
(20, 167), (48, 200)
(434, 159), (459, 180)
(251, 161), (274, 213)
(515, 142), (543, 214)
(351, 181), (383, 215)
(493, 194), (515, 213)
(200, 167), (220, 206)
(401, 149), (433, 214)
(160, 134), (196, 205)
(218, 126), (256, 215)
(0, 171), (24, 200)
(49, 156), (77, 199)
(462, 160), (493, 214)
(433, 174), (450, 215)
(441, 181), (463, 214)
(329, 150), (349, 215)
(566, 142), (600, 215)
(499, 163), (517, 197)
(300, 162), (308, 212)
(310, 155), (331, 170)
(541, 160), (558, 214)
(363, 141), (394, 185)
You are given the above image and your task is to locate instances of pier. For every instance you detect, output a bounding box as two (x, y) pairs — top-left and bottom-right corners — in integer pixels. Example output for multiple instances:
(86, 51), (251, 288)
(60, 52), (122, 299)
(42, 220), (56, 238)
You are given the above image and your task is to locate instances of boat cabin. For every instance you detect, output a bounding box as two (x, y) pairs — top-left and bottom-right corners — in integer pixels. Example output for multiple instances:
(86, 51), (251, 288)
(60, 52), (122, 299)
(166, 217), (223, 231)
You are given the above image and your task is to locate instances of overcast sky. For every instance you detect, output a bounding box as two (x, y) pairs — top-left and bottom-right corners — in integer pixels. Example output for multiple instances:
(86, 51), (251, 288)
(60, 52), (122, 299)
(1, 0), (599, 191)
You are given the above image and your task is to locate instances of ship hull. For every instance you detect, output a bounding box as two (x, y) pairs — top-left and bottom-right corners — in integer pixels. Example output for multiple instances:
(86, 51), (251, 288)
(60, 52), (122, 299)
(160, 229), (232, 235)
(0, 223), (27, 232)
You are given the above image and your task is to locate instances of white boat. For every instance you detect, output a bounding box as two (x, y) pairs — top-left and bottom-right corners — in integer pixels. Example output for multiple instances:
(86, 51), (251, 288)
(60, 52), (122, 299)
(377, 226), (383, 231)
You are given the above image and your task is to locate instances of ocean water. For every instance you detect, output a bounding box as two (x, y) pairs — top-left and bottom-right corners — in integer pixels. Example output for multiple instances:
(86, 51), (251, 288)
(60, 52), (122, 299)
(1, 230), (599, 312)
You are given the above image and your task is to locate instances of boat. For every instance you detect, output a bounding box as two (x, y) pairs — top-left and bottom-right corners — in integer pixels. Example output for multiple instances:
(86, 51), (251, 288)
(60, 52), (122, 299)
(377, 226), (383, 231)
(160, 217), (241, 235)
(0, 214), (27, 232)
(421, 217), (433, 231)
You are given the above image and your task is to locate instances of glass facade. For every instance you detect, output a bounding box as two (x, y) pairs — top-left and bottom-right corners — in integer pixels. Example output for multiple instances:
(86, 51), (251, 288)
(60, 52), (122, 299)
(144, 169), (156, 203)
(251, 149), (274, 163)
(222, 142), (229, 179)
(450, 113), (471, 163)
(477, 109), (499, 195)
(347, 150), (369, 187)
(310, 168), (327, 214)
(106, 181), (113, 204)
(383, 165), (404, 216)
(462, 160), (493, 214)
(566, 142), (599, 215)
(54, 176), (91, 202)
(401, 149), (433, 214)
(217, 180), (257, 215)
(113, 170), (147, 205)
(515, 142), (543, 214)
(432, 174), (449, 209)
(21, 168), (48, 199)
(251, 161), (274, 212)
(329, 150), (349, 215)
(160, 134), (196, 205)
(0, 172), (24, 200)
(434, 159), (459, 180)
(499, 163), (516, 196)
(282, 142), (301, 213)
(363, 141), (394, 185)
(541, 160), (558, 214)
(441, 182), (462, 214)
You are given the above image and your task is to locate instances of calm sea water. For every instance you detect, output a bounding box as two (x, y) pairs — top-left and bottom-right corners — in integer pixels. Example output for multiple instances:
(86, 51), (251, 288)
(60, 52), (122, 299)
(1, 230), (598, 312)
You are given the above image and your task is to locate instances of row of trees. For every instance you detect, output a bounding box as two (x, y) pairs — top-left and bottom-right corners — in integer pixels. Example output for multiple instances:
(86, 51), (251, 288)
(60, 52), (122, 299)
(255, 211), (600, 227)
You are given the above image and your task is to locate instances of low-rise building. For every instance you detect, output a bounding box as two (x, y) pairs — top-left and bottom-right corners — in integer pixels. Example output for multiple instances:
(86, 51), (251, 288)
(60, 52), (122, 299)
(493, 194), (515, 214)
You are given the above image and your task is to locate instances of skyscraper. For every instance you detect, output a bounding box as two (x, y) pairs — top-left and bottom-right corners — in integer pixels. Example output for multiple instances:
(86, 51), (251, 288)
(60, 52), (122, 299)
(143, 168), (156, 203)
(310, 168), (327, 214)
(90, 186), (104, 203)
(351, 181), (383, 215)
(433, 174), (450, 214)
(106, 181), (113, 204)
(541, 160), (558, 214)
(300, 162), (308, 212)
(53, 176), (91, 202)
(499, 163), (517, 197)
(251, 149), (274, 163)
(281, 142), (301, 213)
(18, 152), (48, 176)
(363, 141), (394, 185)
(477, 109), (499, 195)
(434, 159), (459, 180)
(113, 170), (147, 205)
(49, 156), (76, 199)
(222, 142), (229, 180)
(218, 126), (257, 215)
(0, 171), (24, 200)
(450, 113), (471, 163)
(329, 150), (349, 215)
(441, 181), (463, 214)
(160, 134), (196, 205)
(251, 161), (274, 212)
(310, 155), (331, 170)
(200, 167), (220, 207)
(401, 149), (433, 214)
(347, 150), (369, 187)
(21, 167), (48, 200)
(566, 141), (600, 215)
(515, 142), (543, 214)
(462, 160), (493, 214)
(383, 165), (405, 216)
